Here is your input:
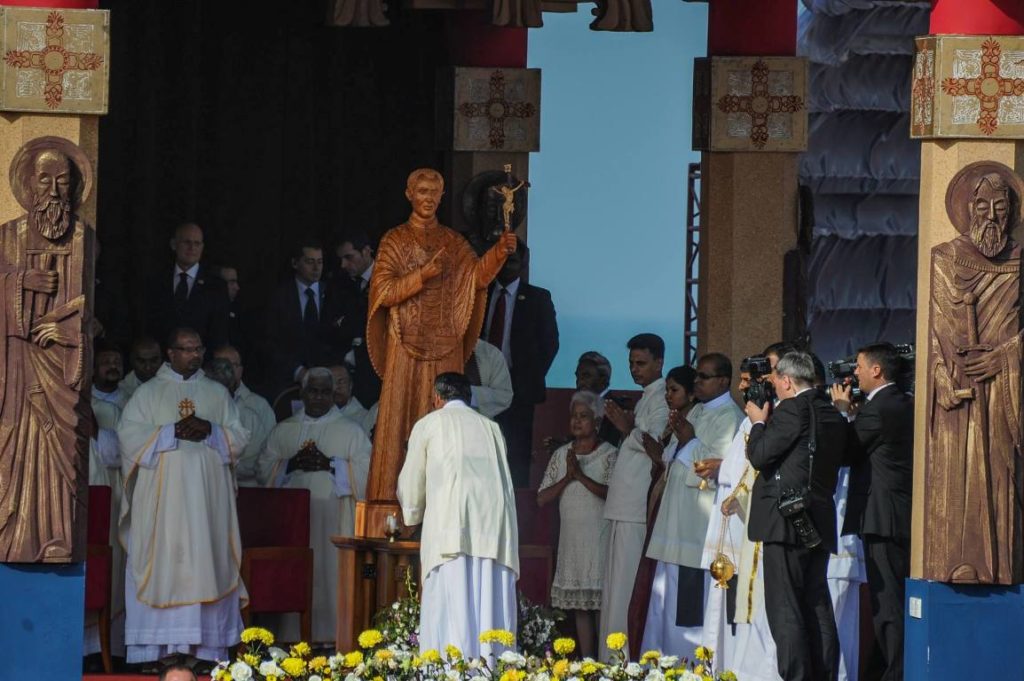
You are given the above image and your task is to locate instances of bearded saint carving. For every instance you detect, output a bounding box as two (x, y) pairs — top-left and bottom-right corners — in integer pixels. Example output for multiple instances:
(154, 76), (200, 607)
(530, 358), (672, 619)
(924, 161), (1024, 585)
(0, 137), (95, 563)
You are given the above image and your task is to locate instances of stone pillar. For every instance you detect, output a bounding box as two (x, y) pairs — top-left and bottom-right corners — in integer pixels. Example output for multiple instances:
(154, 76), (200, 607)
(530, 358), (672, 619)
(0, 3), (109, 679)
(904, 5), (1024, 678)
(694, 1), (804, 363)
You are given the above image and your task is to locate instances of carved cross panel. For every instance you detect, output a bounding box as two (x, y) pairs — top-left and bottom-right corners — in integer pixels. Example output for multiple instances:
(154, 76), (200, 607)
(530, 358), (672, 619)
(0, 7), (109, 114)
(436, 67), (541, 153)
(692, 56), (808, 153)
(912, 35), (1024, 139)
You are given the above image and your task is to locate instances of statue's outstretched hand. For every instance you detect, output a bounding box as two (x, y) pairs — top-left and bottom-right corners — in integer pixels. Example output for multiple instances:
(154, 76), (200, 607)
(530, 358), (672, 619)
(498, 230), (517, 255)
(421, 248), (445, 281)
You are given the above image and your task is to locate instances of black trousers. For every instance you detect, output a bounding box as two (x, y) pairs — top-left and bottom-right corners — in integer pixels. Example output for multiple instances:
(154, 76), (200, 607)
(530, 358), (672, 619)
(762, 542), (839, 681)
(496, 401), (535, 488)
(864, 535), (909, 681)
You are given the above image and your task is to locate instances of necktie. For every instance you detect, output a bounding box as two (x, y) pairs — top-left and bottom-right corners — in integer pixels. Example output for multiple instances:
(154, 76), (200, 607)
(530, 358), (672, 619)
(487, 287), (507, 348)
(303, 288), (318, 329)
(174, 272), (189, 307)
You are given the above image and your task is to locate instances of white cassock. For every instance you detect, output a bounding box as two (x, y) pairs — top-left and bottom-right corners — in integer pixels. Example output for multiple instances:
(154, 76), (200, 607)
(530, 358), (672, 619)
(338, 398), (371, 435)
(829, 467), (866, 681)
(85, 386), (129, 657)
(600, 378), (668, 659)
(117, 364), (250, 664)
(468, 339), (513, 418)
(398, 400), (519, 658)
(118, 371), (143, 398)
(259, 406), (371, 642)
(232, 382), (277, 487)
(364, 402), (379, 435)
(643, 392), (741, 659)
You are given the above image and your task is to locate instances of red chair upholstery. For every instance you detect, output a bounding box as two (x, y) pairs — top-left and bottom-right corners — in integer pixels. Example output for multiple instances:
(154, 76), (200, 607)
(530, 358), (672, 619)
(237, 487), (314, 642)
(85, 485), (113, 674)
(516, 488), (555, 605)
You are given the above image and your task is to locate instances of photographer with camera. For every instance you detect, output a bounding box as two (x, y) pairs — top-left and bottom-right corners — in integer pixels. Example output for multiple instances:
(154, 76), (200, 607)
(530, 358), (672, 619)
(829, 343), (913, 681)
(745, 351), (847, 681)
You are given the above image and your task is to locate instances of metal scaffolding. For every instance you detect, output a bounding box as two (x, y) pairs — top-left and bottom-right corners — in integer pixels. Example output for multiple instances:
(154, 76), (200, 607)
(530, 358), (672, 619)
(683, 162), (701, 366)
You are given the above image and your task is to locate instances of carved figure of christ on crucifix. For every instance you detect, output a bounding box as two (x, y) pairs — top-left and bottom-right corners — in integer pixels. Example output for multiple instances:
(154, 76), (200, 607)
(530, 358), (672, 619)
(361, 169), (517, 537)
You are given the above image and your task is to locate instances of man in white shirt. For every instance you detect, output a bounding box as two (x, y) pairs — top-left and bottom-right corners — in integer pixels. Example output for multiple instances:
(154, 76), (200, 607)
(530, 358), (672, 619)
(599, 333), (669, 657)
(467, 339), (514, 418)
(211, 345), (277, 486)
(398, 372), (519, 657)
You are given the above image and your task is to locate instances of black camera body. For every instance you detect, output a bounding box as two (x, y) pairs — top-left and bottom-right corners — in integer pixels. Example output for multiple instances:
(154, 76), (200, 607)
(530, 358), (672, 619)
(828, 342), (916, 401)
(777, 488), (823, 549)
(742, 355), (776, 408)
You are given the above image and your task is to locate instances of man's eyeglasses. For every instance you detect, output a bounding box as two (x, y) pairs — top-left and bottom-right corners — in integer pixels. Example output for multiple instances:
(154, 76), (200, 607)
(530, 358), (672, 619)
(695, 372), (726, 381)
(171, 345), (205, 355)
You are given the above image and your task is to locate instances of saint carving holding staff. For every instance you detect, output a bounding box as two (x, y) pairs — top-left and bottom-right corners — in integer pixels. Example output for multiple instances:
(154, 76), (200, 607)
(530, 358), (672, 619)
(0, 137), (95, 563)
(924, 161), (1024, 585)
(366, 169), (517, 517)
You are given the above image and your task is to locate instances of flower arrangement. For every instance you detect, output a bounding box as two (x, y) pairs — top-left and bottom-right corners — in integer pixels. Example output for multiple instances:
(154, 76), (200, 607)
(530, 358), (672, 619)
(211, 627), (739, 681)
(516, 593), (564, 657)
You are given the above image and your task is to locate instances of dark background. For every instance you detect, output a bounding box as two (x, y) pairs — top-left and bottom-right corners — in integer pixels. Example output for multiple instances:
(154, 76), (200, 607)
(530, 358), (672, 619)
(96, 0), (454, 345)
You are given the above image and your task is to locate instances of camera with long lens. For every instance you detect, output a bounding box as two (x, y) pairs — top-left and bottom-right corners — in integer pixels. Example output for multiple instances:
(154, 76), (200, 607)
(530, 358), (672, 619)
(742, 355), (776, 408)
(777, 488), (822, 549)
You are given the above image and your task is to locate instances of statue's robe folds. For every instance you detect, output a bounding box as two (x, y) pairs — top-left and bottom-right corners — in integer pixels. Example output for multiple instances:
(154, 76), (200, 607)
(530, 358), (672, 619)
(0, 215), (93, 563)
(117, 364), (250, 663)
(925, 236), (1023, 584)
(259, 406), (371, 642)
(366, 221), (504, 501)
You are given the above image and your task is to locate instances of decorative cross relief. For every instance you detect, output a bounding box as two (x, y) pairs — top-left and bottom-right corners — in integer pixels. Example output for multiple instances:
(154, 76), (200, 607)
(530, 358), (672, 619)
(457, 70), (537, 150)
(716, 60), (804, 150)
(437, 67), (541, 153)
(0, 7), (109, 114)
(941, 40), (1024, 136)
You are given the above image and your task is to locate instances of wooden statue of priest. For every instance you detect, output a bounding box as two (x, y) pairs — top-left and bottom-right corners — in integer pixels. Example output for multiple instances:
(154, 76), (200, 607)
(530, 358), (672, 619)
(365, 168), (517, 515)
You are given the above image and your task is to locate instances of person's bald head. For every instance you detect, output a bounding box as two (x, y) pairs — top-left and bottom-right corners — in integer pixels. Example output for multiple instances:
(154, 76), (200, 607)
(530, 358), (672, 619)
(170, 222), (204, 269)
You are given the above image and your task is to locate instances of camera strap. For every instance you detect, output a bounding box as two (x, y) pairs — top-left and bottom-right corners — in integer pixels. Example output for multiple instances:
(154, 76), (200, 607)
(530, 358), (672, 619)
(774, 392), (817, 492)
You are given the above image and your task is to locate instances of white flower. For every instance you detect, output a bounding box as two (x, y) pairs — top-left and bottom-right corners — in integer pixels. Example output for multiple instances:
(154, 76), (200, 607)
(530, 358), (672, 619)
(345, 674), (361, 681)
(499, 651), (526, 666)
(658, 656), (679, 669)
(229, 661), (253, 681)
(625, 663), (643, 677)
(329, 654), (345, 670)
(259, 661), (283, 677)
(534, 673), (551, 681)
(269, 646), (288, 662)
(445, 671), (461, 681)
(309, 676), (323, 681)
(570, 662), (582, 674)
(679, 673), (702, 681)
(645, 670), (664, 681)
(468, 659), (483, 670)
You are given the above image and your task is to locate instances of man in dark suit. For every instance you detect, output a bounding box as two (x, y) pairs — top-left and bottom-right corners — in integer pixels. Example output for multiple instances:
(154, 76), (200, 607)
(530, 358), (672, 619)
(333, 233), (381, 409)
(831, 343), (914, 681)
(264, 238), (347, 398)
(145, 222), (230, 354)
(482, 237), (559, 487)
(746, 350), (846, 681)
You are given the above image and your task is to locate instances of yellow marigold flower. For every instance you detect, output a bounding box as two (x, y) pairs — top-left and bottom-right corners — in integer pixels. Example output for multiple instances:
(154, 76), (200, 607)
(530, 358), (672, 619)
(242, 653), (260, 667)
(703, 676), (714, 681)
(552, 659), (569, 678)
(280, 657), (307, 677)
(605, 632), (627, 652)
(290, 641), (312, 658)
(553, 638), (576, 656)
(309, 655), (328, 672)
(213, 670), (232, 681)
(694, 646), (712, 663)
(479, 628), (516, 647)
(581, 662), (598, 675)
(374, 649), (394, 662)
(373, 676), (384, 681)
(694, 665), (705, 676)
(358, 629), (384, 649)
(445, 644), (463, 660)
(343, 651), (364, 667)
(240, 626), (275, 646)
(719, 672), (737, 681)
(664, 670), (678, 680)
(500, 670), (526, 681)
(640, 650), (661, 665)
(421, 649), (442, 664)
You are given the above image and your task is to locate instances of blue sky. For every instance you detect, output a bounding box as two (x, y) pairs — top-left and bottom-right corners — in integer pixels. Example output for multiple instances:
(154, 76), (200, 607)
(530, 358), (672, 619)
(527, 4), (708, 389)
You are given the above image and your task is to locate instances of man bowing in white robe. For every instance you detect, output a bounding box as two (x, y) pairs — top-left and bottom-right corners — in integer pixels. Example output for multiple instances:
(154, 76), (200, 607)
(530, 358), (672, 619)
(259, 367), (371, 643)
(398, 372), (519, 658)
(118, 328), (250, 667)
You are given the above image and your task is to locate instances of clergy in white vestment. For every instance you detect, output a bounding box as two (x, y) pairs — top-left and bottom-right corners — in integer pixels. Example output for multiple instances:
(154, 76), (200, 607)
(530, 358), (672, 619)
(117, 328), (250, 665)
(259, 368), (371, 643)
(828, 467), (866, 681)
(643, 355), (742, 659)
(118, 337), (163, 398)
(211, 345), (277, 486)
(600, 334), (669, 659)
(466, 339), (513, 418)
(398, 372), (519, 658)
(330, 363), (371, 433)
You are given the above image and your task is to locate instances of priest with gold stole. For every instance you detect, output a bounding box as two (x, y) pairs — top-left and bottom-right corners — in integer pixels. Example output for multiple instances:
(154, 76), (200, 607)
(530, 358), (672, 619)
(366, 168), (516, 517)
(259, 367), (371, 643)
(117, 328), (250, 666)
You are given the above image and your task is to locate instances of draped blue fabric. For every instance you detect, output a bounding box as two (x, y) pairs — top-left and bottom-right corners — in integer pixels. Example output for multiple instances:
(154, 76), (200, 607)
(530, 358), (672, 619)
(797, 1), (928, 371)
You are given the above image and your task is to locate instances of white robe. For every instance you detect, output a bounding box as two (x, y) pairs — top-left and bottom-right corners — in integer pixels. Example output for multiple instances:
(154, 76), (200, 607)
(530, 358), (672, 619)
(398, 401), (519, 657)
(233, 382), (277, 487)
(118, 371), (143, 398)
(338, 398), (371, 435)
(260, 406), (371, 642)
(643, 392), (741, 660)
(117, 364), (250, 663)
(469, 339), (513, 418)
(828, 467), (866, 681)
(600, 378), (669, 659)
